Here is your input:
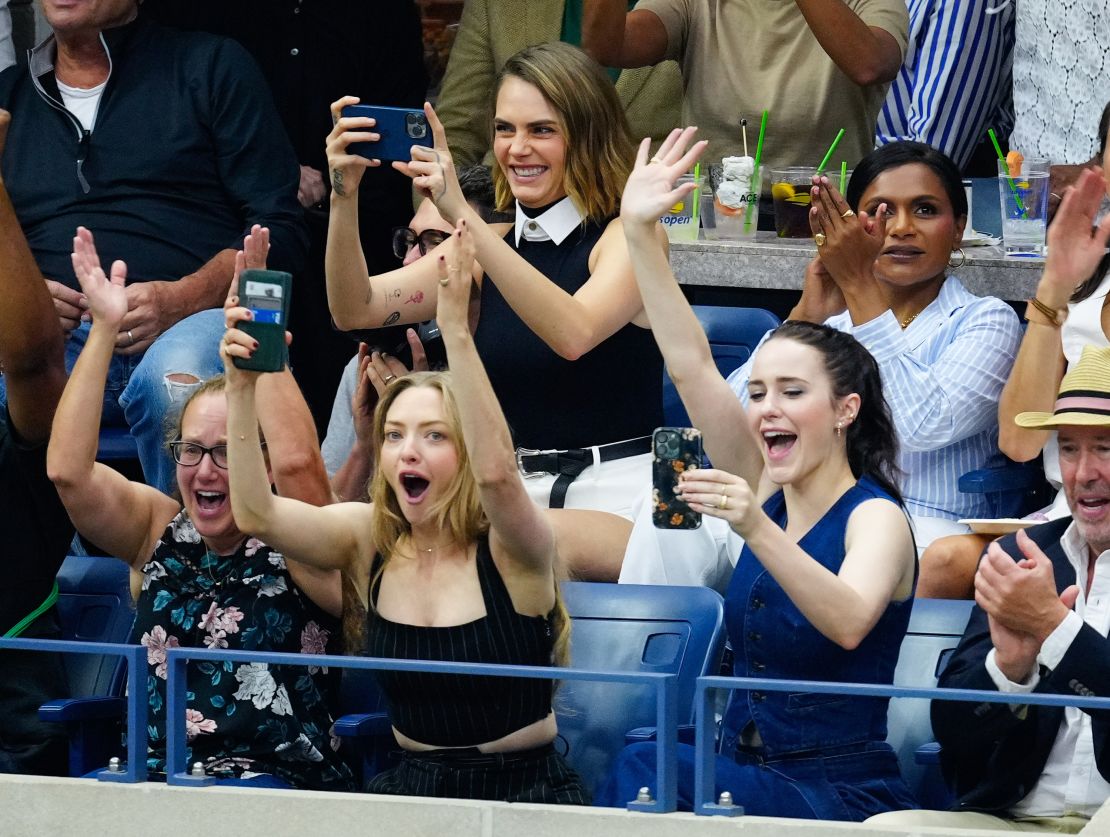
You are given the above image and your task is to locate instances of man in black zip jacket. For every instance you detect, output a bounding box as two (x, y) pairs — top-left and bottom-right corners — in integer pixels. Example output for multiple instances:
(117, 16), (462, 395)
(0, 0), (306, 494)
(0, 107), (74, 776)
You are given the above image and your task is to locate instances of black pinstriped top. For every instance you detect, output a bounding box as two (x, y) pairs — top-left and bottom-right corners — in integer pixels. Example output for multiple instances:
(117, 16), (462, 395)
(366, 537), (556, 747)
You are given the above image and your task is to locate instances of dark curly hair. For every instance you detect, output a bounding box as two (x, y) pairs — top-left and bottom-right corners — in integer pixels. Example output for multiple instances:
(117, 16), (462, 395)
(846, 141), (966, 220)
(767, 321), (904, 507)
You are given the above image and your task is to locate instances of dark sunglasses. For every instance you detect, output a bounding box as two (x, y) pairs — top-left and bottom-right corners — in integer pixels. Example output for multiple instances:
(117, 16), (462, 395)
(391, 226), (449, 260)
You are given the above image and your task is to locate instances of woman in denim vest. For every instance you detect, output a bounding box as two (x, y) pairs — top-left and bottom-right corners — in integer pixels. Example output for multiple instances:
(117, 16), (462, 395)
(596, 128), (918, 818)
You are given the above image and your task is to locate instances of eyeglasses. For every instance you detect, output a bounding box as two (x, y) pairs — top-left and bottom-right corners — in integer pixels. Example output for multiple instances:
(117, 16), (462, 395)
(391, 226), (449, 260)
(169, 441), (229, 469)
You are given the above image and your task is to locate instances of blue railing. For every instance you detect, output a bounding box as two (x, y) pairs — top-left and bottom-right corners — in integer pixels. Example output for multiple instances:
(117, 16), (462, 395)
(0, 637), (148, 783)
(164, 646), (680, 812)
(693, 675), (1110, 816)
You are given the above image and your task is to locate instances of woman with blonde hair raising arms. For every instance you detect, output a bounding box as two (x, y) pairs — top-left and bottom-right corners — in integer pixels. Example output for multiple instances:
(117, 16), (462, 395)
(225, 221), (589, 802)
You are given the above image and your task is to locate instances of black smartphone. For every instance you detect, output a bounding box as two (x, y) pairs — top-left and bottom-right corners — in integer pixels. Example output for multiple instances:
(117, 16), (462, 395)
(234, 268), (292, 373)
(341, 104), (433, 162)
(652, 427), (703, 529)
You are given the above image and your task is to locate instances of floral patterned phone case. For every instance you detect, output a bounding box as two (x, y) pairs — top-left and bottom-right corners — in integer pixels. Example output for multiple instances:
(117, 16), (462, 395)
(652, 427), (703, 529)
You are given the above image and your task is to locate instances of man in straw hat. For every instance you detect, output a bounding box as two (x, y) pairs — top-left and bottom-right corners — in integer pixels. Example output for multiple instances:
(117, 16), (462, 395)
(869, 345), (1110, 832)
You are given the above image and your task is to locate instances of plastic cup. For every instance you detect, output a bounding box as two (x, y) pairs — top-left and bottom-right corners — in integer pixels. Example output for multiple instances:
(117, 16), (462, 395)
(770, 167), (817, 238)
(660, 173), (703, 243)
(997, 158), (1049, 257)
(711, 165), (762, 240)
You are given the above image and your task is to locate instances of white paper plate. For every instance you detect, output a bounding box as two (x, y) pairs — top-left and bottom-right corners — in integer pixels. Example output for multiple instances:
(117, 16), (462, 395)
(958, 518), (1037, 535)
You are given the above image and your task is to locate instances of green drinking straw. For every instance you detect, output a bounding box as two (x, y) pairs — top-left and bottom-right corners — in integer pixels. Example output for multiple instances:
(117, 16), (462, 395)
(744, 110), (769, 232)
(816, 128), (845, 174)
(839, 161), (847, 193)
(691, 161), (701, 227)
(988, 128), (1027, 218)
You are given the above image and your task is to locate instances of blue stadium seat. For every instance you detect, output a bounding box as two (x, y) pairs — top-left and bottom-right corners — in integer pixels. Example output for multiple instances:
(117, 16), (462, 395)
(662, 306), (781, 427)
(39, 555), (136, 775)
(887, 597), (973, 809)
(96, 426), (139, 462)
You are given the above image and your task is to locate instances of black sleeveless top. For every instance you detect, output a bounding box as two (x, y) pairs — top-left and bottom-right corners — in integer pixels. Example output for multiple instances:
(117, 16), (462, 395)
(472, 217), (663, 450)
(366, 537), (556, 747)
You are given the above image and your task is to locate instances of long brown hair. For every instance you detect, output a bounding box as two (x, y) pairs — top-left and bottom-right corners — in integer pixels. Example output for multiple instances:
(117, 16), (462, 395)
(491, 42), (634, 223)
(367, 372), (570, 667)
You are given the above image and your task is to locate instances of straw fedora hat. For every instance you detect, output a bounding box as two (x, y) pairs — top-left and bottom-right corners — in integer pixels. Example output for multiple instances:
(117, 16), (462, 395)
(1015, 345), (1110, 429)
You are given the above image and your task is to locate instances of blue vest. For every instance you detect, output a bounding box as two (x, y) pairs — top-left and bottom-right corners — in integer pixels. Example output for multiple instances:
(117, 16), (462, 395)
(721, 477), (914, 758)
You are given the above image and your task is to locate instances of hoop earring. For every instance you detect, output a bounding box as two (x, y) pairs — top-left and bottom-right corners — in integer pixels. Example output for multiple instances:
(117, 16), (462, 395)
(948, 247), (966, 270)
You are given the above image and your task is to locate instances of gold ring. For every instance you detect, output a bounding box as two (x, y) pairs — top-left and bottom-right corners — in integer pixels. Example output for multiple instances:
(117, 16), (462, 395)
(438, 277), (450, 286)
(720, 493), (728, 510)
(127, 329), (135, 346)
(383, 374), (396, 383)
(841, 209), (856, 218)
(649, 156), (663, 165)
(814, 232), (826, 247)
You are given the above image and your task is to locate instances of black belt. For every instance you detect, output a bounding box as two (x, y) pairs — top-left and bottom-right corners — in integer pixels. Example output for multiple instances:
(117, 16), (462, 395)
(515, 435), (651, 509)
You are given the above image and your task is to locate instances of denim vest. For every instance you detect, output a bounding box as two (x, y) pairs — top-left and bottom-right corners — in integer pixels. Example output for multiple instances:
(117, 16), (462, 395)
(721, 477), (914, 758)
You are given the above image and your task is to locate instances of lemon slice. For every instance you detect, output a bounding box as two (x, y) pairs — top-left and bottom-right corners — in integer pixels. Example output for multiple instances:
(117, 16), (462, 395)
(786, 194), (812, 206)
(771, 182), (795, 201)
(669, 201), (685, 213)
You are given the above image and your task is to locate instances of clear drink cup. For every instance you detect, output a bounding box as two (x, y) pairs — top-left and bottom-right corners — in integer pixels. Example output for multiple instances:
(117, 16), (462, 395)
(997, 158), (1049, 257)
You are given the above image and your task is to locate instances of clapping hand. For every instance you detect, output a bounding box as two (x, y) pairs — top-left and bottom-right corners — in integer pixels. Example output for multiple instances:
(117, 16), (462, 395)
(621, 127), (708, 227)
(70, 226), (128, 334)
(1040, 168), (1110, 307)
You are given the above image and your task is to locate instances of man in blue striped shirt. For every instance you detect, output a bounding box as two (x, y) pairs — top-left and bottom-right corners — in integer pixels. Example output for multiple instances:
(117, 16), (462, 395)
(877, 0), (1015, 173)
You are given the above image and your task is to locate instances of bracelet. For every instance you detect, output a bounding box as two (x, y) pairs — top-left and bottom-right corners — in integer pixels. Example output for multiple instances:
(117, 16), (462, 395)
(1026, 297), (1063, 327)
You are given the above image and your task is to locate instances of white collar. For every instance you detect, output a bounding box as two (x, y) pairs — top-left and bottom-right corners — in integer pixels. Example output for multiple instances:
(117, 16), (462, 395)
(513, 196), (583, 246)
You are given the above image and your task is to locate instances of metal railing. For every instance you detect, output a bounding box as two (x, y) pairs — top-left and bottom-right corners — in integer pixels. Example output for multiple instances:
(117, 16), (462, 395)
(0, 637), (148, 782)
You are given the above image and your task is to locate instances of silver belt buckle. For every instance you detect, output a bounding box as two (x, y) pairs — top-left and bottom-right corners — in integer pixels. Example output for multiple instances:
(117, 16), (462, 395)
(515, 447), (559, 478)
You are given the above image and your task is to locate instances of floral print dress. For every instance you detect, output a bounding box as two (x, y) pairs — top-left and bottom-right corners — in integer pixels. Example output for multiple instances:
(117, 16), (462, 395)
(133, 511), (354, 790)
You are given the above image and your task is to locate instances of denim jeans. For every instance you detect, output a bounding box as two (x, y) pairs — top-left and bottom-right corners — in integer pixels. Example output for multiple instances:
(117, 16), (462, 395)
(0, 308), (226, 495)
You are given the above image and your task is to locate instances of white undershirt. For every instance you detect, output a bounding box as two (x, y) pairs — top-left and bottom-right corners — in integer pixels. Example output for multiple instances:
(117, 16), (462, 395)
(57, 78), (106, 133)
(986, 523), (1110, 818)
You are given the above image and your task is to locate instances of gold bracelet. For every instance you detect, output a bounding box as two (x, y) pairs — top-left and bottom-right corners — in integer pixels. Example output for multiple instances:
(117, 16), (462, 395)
(1026, 297), (1062, 327)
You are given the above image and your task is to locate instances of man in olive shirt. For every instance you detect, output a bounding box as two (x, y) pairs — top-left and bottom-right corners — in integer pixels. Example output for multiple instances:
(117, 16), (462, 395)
(582, 0), (907, 174)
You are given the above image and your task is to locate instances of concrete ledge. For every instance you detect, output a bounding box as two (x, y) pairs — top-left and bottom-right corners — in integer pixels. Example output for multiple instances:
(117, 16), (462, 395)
(1, 774), (1079, 837)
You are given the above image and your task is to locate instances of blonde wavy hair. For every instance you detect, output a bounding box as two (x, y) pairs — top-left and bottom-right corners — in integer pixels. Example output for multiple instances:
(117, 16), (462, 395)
(368, 372), (571, 667)
(491, 41), (635, 224)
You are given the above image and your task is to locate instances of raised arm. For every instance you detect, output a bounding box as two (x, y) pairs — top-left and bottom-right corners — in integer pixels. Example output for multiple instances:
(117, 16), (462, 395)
(436, 220), (556, 579)
(46, 228), (179, 568)
(0, 110), (66, 443)
(619, 128), (764, 484)
(398, 104), (647, 360)
(680, 467), (916, 649)
(580, 1), (670, 68)
(999, 170), (1110, 461)
(794, 0), (904, 86)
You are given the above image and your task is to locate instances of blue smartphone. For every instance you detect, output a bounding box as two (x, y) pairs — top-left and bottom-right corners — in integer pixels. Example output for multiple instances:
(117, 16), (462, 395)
(341, 104), (433, 162)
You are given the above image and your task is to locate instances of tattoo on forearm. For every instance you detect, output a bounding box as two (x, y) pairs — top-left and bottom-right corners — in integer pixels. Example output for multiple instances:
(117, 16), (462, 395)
(383, 311), (400, 326)
(332, 169), (346, 197)
(404, 291), (424, 305)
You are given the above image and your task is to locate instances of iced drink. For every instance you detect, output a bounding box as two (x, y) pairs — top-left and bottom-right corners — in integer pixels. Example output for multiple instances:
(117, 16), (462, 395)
(713, 156), (760, 238)
(660, 173), (702, 243)
(770, 167), (817, 238)
(997, 157), (1049, 257)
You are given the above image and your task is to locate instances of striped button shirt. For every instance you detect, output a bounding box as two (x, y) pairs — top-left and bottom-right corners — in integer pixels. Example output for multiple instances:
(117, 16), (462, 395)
(727, 277), (1021, 521)
(877, 0), (1015, 170)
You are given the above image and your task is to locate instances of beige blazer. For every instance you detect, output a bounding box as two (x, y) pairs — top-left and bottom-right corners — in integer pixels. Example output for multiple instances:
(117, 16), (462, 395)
(435, 0), (683, 167)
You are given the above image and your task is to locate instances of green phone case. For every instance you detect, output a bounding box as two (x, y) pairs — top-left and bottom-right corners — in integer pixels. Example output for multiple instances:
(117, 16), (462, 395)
(233, 269), (292, 373)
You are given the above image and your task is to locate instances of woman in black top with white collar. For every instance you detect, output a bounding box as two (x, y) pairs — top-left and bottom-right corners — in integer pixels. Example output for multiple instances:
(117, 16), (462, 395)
(324, 42), (663, 524)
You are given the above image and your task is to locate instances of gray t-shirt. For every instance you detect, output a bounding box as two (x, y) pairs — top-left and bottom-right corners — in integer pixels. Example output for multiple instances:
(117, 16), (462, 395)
(321, 354), (360, 479)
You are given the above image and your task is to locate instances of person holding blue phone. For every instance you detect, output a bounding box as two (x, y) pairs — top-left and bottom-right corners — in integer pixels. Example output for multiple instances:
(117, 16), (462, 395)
(595, 128), (919, 818)
(324, 42), (663, 531)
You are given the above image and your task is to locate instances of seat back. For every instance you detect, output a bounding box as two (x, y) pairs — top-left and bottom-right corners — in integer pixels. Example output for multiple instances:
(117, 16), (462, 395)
(55, 555), (135, 697)
(662, 306), (780, 427)
(557, 582), (727, 795)
(887, 598), (973, 807)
